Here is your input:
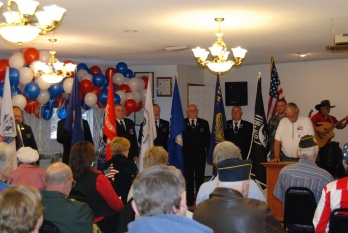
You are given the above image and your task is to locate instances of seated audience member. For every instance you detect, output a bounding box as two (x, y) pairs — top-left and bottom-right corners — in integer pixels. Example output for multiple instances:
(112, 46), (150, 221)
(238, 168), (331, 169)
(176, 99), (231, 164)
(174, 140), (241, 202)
(128, 165), (213, 233)
(196, 141), (266, 205)
(0, 185), (44, 233)
(8, 147), (45, 190)
(69, 141), (124, 233)
(274, 135), (334, 204)
(127, 146), (168, 201)
(193, 158), (284, 233)
(102, 137), (138, 204)
(0, 142), (16, 192)
(41, 162), (94, 233)
(313, 147), (348, 233)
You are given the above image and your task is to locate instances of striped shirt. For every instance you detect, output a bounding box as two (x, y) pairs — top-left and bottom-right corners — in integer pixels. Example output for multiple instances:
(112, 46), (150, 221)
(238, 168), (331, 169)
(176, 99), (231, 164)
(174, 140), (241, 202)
(313, 176), (348, 233)
(273, 159), (334, 203)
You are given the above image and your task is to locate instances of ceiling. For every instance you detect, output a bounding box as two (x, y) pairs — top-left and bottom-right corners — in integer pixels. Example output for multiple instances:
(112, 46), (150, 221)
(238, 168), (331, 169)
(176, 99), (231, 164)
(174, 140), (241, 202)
(1, 0), (348, 68)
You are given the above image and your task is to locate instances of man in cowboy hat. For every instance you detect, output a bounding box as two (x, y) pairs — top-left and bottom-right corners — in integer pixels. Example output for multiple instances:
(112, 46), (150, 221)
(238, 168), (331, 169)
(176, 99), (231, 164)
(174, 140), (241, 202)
(311, 100), (348, 177)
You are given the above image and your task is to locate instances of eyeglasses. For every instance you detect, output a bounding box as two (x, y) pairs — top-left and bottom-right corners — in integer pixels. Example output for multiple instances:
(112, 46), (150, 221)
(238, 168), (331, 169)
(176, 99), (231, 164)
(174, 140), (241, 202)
(72, 180), (76, 188)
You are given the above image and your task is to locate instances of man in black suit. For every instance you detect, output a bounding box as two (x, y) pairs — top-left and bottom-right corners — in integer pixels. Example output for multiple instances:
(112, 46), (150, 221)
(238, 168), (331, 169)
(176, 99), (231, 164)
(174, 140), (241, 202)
(182, 104), (210, 206)
(57, 118), (93, 164)
(13, 106), (37, 151)
(225, 106), (253, 160)
(115, 104), (139, 163)
(138, 104), (169, 150)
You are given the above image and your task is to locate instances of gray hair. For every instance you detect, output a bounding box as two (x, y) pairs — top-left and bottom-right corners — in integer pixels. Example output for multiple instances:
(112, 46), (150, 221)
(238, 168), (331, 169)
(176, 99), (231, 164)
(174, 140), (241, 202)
(213, 141), (242, 166)
(285, 102), (299, 113)
(298, 146), (318, 159)
(45, 162), (72, 185)
(0, 142), (15, 181)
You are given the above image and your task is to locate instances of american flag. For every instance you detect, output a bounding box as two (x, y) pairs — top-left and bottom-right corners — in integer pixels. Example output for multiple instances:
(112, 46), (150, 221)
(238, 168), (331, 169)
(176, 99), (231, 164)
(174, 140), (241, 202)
(266, 57), (285, 121)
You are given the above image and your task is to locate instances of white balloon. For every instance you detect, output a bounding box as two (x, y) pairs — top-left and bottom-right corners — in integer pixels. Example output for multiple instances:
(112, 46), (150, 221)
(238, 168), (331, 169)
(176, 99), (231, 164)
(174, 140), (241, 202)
(138, 78), (145, 91)
(63, 78), (74, 94)
(113, 73), (125, 85)
(13, 51), (24, 58)
(39, 50), (51, 63)
(35, 76), (51, 91)
(116, 90), (126, 104)
(84, 92), (97, 107)
(19, 67), (34, 85)
(141, 89), (147, 102)
(82, 73), (92, 81)
(12, 94), (27, 110)
(9, 54), (25, 69)
(128, 78), (140, 92)
(37, 90), (50, 104)
(132, 91), (141, 103)
(126, 92), (135, 100)
(77, 69), (88, 82)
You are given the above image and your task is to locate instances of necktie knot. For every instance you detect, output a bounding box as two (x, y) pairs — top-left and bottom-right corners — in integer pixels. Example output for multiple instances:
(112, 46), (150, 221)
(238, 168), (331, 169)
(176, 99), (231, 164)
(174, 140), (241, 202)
(234, 122), (239, 133)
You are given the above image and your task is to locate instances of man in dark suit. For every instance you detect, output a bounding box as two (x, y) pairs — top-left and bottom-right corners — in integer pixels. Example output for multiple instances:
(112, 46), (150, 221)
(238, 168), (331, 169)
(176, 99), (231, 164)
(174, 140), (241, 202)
(182, 104), (210, 206)
(115, 104), (139, 163)
(225, 106), (253, 160)
(57, 118), (93, 164)
(138, 104), (169, 150)
(13, 106), (37, 151)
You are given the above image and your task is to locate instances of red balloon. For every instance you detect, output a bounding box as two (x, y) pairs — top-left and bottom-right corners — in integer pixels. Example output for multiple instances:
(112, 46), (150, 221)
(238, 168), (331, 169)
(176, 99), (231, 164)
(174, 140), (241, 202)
(97, 101), (105, 109)
(0, 59), (9, 67)
(64, 60), (75, 65)
(80, 79), (93, 94)
(55, 94), (64, 108)
(24, 47), (39, 65)
(34, 105), (41, 119)
(24, 99), (38, 114)
(141, 76), (149, 88)
(105, 67), (116, 80)
(119, 84), (131, 93)
(90, 65), (102, 75)
(115, 84), (120, 91)
(91, 86), (101, 96)
(124, 99), (136, 115)
(124, 111), (132, 117)
(134, 101), (143, 112)
(0, 63), (6, 82)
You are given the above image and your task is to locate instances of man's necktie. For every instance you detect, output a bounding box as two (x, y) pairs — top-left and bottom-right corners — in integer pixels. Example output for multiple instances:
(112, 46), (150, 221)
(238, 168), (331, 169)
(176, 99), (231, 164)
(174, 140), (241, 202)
(16, 125), (23, 148)
(234, 122), (239, 133)
(191, 120), (195, 129)
(120, 120), (126, 131)
(156, 120), (159, 131)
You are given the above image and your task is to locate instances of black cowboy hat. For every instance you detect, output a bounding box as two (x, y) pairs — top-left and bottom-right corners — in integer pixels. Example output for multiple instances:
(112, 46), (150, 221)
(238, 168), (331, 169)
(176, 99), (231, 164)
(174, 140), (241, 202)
(315, 100), (335, 111)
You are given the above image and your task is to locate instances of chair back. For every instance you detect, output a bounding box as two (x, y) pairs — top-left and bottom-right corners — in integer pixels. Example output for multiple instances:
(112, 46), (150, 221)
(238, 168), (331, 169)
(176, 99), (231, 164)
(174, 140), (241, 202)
(39, 220), (60, 233)
(283, 187), (317, 231)
(328, 208), (348, 233)
(68, 190), (88, 203)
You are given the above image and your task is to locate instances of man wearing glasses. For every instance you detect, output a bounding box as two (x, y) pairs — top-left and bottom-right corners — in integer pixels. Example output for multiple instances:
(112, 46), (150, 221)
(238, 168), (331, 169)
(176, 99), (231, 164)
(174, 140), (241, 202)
(41, 162), (94, 233)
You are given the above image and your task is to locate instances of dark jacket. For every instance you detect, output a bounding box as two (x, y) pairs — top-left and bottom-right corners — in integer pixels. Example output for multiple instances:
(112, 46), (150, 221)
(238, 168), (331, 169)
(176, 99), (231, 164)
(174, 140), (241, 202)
(225, 119), (253, 160)
(193, 187), (285, 233)
(116, 118), (138, 161)
(138, 118), (169, 150)
(102, 154), (138, 204)
(17, 123), (37, 150)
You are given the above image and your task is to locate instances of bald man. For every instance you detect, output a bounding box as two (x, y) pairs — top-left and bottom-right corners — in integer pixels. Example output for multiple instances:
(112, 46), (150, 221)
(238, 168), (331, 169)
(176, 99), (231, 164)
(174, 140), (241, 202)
(41, 162), (94, 233)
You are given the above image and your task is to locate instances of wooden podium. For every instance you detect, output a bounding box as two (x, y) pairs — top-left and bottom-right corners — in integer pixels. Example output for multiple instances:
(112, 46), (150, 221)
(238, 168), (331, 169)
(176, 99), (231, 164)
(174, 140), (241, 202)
(262, 162), (294, 221)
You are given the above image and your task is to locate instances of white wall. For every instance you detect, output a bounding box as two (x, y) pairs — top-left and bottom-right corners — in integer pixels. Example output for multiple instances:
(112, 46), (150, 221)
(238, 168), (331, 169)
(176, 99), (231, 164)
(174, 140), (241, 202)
(204, 58), (348, 147)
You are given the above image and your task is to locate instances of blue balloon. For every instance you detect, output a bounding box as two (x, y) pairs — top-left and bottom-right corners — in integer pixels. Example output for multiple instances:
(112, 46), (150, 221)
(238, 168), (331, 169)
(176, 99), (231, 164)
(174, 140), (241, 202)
(114, 93), (120, 104)
(124, 69), (134, 78)
(9, 68), (20, 86)
(92, 73), (106, 87)
(57, 107), (67, 119)
(44, 98), (57, 110)
(48, 82), (63, 99)
(98, 90), (108, 105)
(76, 63), (89, 71)
(0, 82), (4, 97)
(11, 86), (21, 96)
(41, 108), (53, 120)
(24, 82), (40, 100)
(116, 62), (128, 75)
(102, 82), (116, 92)
(81, 99), (91, 110)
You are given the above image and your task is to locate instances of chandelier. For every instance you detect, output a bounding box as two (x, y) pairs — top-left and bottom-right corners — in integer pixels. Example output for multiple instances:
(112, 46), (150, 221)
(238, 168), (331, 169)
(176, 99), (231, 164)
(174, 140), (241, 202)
(0, 0), (66, 45)
(192, 18), (247, 74)
(31, 39), (76, 84)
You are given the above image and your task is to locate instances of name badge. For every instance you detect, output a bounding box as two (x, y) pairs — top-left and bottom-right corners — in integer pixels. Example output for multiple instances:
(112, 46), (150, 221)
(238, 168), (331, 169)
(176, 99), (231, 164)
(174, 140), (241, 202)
(25, 133), (32, 139)
(129, 129), (134, 134)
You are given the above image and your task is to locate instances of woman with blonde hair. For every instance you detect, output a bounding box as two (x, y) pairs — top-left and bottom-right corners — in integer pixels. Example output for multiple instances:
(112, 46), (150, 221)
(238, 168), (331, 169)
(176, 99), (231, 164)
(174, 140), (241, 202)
(102, 137), (138, 204)
(0, 185), (43, 233)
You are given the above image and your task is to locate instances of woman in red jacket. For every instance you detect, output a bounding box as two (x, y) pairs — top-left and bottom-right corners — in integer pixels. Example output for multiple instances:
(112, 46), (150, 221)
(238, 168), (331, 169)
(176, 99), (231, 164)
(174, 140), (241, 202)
(69, 141), (124, 233)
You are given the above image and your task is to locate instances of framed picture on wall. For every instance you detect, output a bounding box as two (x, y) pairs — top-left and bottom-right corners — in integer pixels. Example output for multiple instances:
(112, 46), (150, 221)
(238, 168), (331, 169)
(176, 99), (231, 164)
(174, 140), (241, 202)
(134, 72), (154, 97)
(156, 77), (172, 97)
